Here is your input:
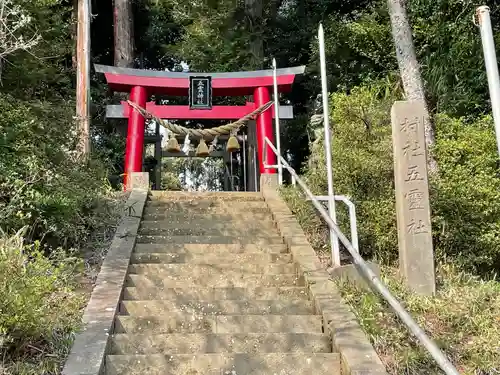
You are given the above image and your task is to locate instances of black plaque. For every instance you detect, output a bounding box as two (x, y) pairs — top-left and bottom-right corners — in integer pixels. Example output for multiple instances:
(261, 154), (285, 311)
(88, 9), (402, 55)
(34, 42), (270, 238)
(189, 76), (212, 109)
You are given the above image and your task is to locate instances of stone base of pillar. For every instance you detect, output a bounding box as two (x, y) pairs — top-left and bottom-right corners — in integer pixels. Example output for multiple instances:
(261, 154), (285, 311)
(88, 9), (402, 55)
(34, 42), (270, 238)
(127, 172), (150, 191)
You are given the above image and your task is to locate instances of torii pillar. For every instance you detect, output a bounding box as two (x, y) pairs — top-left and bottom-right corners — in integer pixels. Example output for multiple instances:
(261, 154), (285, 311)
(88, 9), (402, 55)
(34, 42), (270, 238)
(124, 86), (147, 188)
(254, 86), (276, 174)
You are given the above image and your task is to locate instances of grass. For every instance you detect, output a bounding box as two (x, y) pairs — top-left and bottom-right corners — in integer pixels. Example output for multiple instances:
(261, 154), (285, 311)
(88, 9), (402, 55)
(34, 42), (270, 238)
(0, 192), (126, 375)
(339, 264), (500, 374)
(281, 187), (500, 375)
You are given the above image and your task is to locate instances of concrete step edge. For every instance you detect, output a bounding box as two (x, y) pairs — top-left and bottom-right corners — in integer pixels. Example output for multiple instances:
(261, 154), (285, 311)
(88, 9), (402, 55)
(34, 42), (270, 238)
(132, 243), (288, 254)
(125, 273), (304, 288)
(138, 228), (279, 236)
(119, 299), (314, 316)
(122, 286), (308, 301)
(141, 212), (274, 218)
(105, 353), (341, 375)
(148, 191), (264, 201)
(128, 263), (295, 275)
(129, 253), (292, 264)
(113, 314), (323, 334)
(109, 332), (332, 355)
(136, 235), (284, 245)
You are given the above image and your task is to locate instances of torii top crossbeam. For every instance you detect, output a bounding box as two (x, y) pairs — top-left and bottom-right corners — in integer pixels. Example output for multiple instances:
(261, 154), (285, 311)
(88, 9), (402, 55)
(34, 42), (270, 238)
(94, 64), (305, 96)
(95, 64), (305, 190)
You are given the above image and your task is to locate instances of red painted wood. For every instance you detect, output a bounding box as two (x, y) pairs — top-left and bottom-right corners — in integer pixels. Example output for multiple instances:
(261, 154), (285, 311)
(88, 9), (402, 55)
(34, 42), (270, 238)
(119, 101), (282, 120)
(124, 86), (148, 189)
(254, 86), (276, 174)
(105, 73), (296, 96)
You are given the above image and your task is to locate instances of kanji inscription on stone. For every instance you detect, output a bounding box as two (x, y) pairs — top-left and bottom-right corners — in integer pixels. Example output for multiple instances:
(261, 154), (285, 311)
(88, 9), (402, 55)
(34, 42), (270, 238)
(391, 101), (435, 296)
(405, 188), (424, 210)
(405, 165), (424, 182)
(189, 76), (212, 109)
(402, 139), (424, 157)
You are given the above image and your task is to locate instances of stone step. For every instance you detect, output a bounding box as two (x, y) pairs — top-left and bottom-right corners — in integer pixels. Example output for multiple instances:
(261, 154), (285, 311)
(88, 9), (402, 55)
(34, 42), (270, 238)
(142, 211), (275, 221)
(122, 286), (308, 301)
(143, 205), (270, 216)
(105, 353), (341, 375)
(114, 314), (323, 334)
(119, 299), (314, 316)
(109, 332), (331, 355)
(133, 243), (288, 255)
(136, 235), (283, 245)
(126, 273), (303, 289)
(138, 225), (278, 237)
(145, 200), (268, 209)
(143, 208), (271, 219)
(144, 204), (269, 215)
(139, 218), (276, 229)
(130, 252), (292, 265)
(141, 216), (276, 228)
(128, 263), (296, 276)
(148, 191), (264, 201)
(140, 218), (276, 227)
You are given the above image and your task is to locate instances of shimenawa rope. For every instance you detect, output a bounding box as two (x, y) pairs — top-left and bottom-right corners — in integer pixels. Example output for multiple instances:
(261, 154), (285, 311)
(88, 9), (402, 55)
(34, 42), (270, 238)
(126, 100), (274, 139)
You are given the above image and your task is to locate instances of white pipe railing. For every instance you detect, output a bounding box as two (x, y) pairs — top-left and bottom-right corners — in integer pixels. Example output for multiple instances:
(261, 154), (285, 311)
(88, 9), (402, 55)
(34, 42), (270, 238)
(272, 58), (284, 185)
(307, 195), (359, 252)
(263, 136), (460, 375)
(318, 23), (341, 267)
(475, 6), (500, 158)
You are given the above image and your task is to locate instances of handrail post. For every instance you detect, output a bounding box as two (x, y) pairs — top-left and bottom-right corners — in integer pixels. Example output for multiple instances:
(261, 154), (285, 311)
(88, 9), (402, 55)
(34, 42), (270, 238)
(272, 58), (284, 185)
(318, 23), (341, 267)
(334, 195), (359, 253)
(475, 6), (500, 158)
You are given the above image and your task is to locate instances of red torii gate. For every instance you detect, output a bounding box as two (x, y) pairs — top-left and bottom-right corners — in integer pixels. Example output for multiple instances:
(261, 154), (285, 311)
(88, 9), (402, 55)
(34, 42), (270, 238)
(94, 64), (305, 189)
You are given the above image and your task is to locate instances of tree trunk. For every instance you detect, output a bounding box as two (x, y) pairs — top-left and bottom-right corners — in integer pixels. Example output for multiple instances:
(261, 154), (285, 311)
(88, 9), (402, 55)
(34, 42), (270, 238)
(245, 0), (264, 69)
(387, 0), (437, 173)
(76, 0), (91, 156)
(114, 0), (135, 68)
(72, 0), (78, 70)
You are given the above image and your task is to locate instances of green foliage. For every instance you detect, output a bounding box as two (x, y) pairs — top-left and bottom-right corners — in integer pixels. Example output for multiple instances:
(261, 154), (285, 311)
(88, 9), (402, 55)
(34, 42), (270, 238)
(0, 93), (111, 249)
(309, 3), (396, 93)
(2, 0), (74, 101)
(282, 81), (500, 275)
(0, 0), (121, 373)
(161, 157), (224, 191)
(431, 114), (500, 274)
(155, 0), (255, 71)
(161, 158), (182, 190)
(407, 0), (495, 117)
(134, 0), (183, 70)
(284, 81), (402, 261)
(312, 0), (500, 118)
(0, 229), (84, 373)
(339, 264), (500, 374)
(282, 81), (500, 372)
(161, 171), (182, 190)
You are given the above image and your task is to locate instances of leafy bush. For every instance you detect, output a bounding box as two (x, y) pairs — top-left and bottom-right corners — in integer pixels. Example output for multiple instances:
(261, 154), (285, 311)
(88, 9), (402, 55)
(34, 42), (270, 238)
(0, 93), (111, 249)
(283, 82), (500, 276)
(284, 83), (401, 262)
(431, 114), (500, 274)
(0, 229), (84, 372)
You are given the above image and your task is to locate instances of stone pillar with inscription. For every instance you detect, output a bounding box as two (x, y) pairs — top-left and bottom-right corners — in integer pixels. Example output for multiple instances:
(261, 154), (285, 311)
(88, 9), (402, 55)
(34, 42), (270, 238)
(391, 101), (436, 296)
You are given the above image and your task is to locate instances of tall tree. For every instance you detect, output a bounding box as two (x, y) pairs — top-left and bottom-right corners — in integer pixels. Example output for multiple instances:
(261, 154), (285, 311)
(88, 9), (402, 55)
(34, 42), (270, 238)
(114, 0), (135, 67)
(244, 0), (263, 69)
(387, 0), (437, 172)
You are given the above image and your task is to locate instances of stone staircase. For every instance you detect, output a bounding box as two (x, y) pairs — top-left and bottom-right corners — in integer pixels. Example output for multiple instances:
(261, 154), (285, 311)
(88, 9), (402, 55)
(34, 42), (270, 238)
(106, 192), (341, 374)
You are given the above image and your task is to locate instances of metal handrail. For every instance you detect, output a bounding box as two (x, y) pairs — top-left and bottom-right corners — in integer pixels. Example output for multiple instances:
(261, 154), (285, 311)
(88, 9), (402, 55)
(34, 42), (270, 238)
(263, 137), (460, 375)
(306, 194), (359, 252)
